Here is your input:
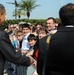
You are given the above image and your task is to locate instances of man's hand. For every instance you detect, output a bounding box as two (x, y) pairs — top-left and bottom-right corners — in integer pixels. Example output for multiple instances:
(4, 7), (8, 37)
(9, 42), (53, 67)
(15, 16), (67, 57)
(28, 56), (35, 64)
(21, 50), (28, 54)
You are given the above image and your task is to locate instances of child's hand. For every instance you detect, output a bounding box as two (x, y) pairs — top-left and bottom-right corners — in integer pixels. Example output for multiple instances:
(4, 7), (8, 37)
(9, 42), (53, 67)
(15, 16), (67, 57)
(26, 50), (34, 56)
(33, 61), (37, 68)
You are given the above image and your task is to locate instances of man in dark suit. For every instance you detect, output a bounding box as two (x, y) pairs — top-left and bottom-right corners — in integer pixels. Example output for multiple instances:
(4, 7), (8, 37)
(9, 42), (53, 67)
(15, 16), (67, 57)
(45, 3), (74, 75)
(0, 4), (34, 75)
(37, 17), (57, 75)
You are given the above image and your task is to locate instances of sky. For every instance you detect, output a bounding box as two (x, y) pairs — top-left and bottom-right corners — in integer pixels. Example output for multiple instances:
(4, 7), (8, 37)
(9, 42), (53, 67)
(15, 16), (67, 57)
(0, 0), (74, 20)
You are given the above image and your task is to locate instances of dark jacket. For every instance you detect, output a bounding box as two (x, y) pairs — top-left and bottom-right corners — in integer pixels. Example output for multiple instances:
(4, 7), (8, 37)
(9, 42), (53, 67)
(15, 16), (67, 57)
(37, 27), (74, 75)
(45, 27), (74, 75)
(37, 36), (48, 75)
(0, 30), (30, 75)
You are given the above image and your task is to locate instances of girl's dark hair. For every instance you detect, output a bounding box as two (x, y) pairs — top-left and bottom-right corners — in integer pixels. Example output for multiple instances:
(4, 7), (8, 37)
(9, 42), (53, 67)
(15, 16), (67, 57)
(27, 34), (38, 41)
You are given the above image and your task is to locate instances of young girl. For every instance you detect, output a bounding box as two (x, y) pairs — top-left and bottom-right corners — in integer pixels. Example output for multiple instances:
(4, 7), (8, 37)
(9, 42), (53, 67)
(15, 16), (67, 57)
(27, 34), (39, 75)
(38, 27), (48, 39)
(27, 34), (39, 61)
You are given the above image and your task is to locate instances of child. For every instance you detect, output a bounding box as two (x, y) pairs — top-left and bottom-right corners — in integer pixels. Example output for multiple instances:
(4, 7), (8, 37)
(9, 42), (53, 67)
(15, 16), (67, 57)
(15, 30), (23, 50)
(27, 34), (39, 61)
(27, 34), (39, 75)
(12, 30), (24, 75)
(38, 27), (48, 39)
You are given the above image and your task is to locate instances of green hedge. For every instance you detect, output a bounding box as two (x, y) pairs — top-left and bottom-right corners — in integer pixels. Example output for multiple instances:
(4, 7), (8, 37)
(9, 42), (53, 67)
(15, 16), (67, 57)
(0, 18), (60, 30)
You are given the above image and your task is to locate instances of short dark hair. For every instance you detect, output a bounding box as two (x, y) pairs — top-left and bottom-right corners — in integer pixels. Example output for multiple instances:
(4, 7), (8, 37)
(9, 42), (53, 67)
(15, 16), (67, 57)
(46, 17), (56, 23)
(22, 23), (30, 29)
(27, 34), (37, 41)
(59, 3), (74, 26)
(0, 4), (5, 14)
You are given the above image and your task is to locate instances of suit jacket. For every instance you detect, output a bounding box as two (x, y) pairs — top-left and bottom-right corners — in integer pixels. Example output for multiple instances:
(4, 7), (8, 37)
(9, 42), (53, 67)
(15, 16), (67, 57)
(37, 36), (48, 75)
(45, 27), (74, 75)
(0, 30), (30, 75)
(37, 29), (57, 75)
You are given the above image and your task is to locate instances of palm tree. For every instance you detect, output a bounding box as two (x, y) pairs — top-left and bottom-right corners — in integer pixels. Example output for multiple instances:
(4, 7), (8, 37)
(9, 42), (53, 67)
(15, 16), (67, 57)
(13, 9), (26, 19)
(19, 0), (40, 19)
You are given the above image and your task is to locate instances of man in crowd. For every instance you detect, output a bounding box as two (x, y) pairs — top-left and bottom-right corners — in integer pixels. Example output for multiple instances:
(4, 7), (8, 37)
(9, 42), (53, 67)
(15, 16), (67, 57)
(46, 17), (57, 35)
(45, 3), (74, 75)
(37, 17), (57, 75)
(0, 3), (34, 75)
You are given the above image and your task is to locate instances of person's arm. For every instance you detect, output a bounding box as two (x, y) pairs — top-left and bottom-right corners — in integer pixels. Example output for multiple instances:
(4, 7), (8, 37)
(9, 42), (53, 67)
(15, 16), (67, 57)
(26, 49), (34, 56)
(21, 50), (28, 54)
(0, 30), (34, 66)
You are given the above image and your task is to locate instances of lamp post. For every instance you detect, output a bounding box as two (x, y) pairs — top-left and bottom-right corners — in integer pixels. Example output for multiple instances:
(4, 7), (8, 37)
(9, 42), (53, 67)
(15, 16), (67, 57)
(6, 0), (18, 20)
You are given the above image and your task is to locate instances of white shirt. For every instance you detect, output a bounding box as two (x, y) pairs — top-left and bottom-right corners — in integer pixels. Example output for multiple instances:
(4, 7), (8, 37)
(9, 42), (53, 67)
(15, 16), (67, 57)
(21, 33), (30, 51)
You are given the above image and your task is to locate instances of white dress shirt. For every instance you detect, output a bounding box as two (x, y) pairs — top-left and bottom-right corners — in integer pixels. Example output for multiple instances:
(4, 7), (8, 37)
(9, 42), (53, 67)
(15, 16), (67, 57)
(21, 33), (30, 51)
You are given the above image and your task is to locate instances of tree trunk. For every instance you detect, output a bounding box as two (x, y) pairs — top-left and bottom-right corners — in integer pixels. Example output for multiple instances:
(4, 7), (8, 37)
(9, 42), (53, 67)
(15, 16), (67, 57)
(27, 11), (30, 19)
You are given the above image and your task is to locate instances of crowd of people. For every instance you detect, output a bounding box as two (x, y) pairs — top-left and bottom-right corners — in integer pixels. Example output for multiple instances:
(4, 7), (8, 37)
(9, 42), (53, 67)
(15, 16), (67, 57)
(0, 2), (74, 75)
(4, 17), (58, 75)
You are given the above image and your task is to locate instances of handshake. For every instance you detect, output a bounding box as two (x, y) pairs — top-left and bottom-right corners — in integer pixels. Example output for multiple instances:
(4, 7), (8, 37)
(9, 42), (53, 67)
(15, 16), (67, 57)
(24, 49), (36, 65)
(16, 49), (36, 65)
